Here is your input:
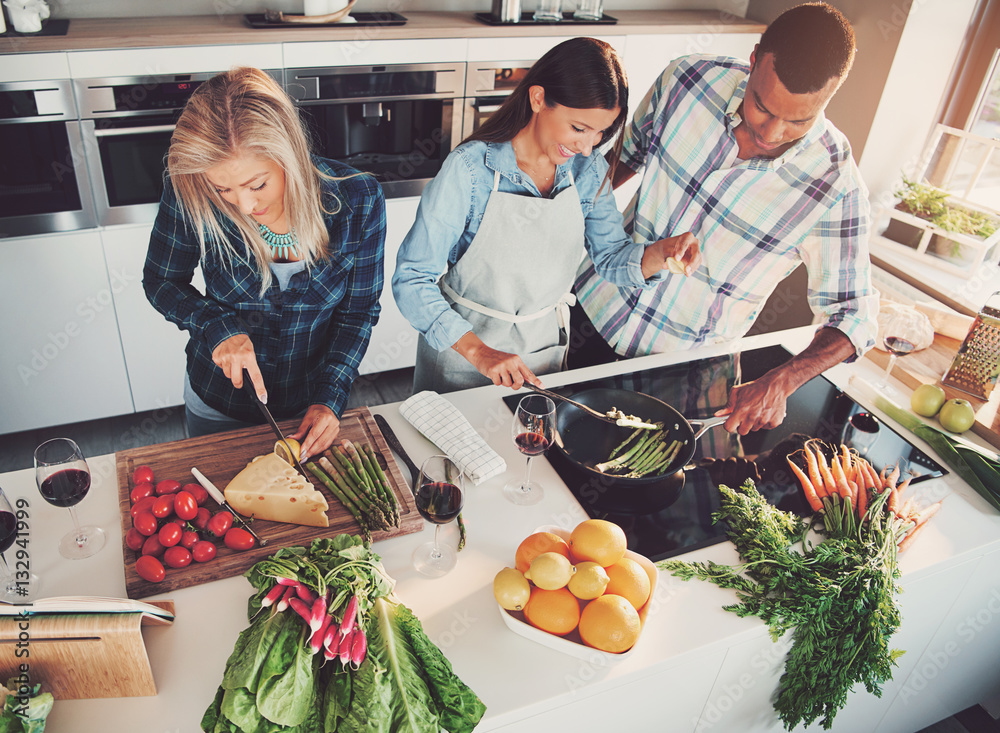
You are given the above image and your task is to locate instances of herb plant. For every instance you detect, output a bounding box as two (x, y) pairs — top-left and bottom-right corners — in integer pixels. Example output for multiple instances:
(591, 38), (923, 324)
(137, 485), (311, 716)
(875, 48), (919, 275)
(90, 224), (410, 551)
(895, 176), (998, 239)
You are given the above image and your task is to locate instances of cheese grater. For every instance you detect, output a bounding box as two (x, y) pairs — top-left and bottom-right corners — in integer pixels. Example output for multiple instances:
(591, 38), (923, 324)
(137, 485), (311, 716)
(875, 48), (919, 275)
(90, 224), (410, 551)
(942, 291), (1000, 400)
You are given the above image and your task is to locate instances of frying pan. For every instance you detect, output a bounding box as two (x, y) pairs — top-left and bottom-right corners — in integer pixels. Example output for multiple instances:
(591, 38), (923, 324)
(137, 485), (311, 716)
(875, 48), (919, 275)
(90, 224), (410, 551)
(553, 388), (726, 513)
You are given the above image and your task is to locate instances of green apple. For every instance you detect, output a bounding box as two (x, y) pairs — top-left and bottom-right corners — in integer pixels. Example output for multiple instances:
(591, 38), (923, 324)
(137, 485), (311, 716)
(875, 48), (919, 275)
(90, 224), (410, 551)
(910, 383), (947, 417)
(937, 398), (976, 433)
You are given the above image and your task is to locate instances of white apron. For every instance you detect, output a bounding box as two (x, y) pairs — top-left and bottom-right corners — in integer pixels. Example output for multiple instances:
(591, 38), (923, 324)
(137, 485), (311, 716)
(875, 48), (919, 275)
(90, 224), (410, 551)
(414, 167), (586, 393)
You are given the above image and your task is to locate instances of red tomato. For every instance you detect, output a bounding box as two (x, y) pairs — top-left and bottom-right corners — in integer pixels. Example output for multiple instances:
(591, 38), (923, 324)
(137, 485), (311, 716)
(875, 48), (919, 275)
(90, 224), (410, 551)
(182, 483), (210, 506)
(130, 482), (155, 503)
(151, 495), (175, 519)
(155, 479), (182, 496)
(192, 507), (212, 531)
(133, 511), (158, 537)
(163, 546), (193, 568)
(130, 496), (156, 519)
(173, 491), (198, 521)
(125, 527), (145, 552)
(133, 465), (155, 486)
(191, 540), (217, 563)
(158, 523), (182, 548)
(135, 556), (165, 583)
(141, 534), (165, 557)
(224, 527), (256, 551)
(207, 511), (234, 538)
(180, 530), (199, 549)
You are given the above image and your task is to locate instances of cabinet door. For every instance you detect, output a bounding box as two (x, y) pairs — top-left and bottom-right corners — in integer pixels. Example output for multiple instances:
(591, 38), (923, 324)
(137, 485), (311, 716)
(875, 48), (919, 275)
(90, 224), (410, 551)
(0, 230), (133, 433)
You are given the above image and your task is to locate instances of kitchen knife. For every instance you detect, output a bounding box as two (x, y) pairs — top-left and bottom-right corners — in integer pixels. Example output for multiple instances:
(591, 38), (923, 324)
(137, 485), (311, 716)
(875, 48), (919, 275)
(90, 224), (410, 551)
(190, 466), (267, 547)
(240, 368), (310, 478)
(373, 413), (419, 493)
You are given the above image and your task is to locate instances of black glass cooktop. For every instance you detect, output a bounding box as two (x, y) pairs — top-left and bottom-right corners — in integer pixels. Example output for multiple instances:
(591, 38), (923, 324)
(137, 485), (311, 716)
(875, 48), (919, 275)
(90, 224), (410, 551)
(503, 345), (946, 562)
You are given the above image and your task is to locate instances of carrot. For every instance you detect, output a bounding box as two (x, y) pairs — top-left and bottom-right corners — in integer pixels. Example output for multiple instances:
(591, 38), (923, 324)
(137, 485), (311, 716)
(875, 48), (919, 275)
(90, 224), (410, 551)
(788, 457), (823, 512)
(897, 496), (916, 519)
(801, 445), (826, 499)
(898, 521), (928, 552)
(865, 460), (884, 491)
(840, 444), (854, 484)
(810, 442), (837, 497)
(884, 464), (901, 491)
(888, 482), (900, 515)
(911, 500), (943, 529)
(829, 452), (854, 509)
(854, 479), (868, 518)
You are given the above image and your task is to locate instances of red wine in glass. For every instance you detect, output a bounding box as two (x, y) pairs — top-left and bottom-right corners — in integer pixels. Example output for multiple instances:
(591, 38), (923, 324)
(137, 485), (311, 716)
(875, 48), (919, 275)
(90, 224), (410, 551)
(884, 336), (916, 356)
(515, 432), (550, 456)
(34, 437), (106, 560)
(412, 455), (466, 578)
(505, 395), (556, 505)
(38, 468), (91, 508)
(0, 488), (38, 602)
(415, 481), (464, 524)
(0, 511), (16, 555)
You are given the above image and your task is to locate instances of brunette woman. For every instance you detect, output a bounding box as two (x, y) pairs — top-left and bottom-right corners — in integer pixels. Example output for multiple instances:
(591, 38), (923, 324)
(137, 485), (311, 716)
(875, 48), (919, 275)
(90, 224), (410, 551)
(392, 37), (699, 394)
(143, 67), (386, 460)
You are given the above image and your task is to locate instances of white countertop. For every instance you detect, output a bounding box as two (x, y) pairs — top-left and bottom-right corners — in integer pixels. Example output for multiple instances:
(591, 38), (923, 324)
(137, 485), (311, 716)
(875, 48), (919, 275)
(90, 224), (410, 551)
(4, 326), (1000, 733)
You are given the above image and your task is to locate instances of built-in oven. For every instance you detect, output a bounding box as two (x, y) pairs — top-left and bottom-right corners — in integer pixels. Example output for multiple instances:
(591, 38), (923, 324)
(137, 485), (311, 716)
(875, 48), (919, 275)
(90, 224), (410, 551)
(461, 60), (534, 139)
(0, 80), (96, 237)
(75, 71), (282, 226)
(285, 63), (465, 198)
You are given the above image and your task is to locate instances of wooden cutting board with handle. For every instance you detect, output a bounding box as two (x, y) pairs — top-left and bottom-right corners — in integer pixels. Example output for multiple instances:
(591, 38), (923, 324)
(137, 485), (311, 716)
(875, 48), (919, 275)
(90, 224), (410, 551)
(864, 334), (1000, 449)
(116, 407), (421, 599)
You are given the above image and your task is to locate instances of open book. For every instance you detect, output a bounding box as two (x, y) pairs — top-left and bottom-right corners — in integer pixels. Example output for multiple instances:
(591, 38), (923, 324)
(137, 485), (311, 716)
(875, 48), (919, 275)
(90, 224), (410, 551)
(0, 596), (174, 620)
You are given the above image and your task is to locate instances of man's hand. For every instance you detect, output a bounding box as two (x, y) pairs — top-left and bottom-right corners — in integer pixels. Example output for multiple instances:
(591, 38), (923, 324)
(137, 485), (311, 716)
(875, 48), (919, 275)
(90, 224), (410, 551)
(289, 405), (340, 462)
(212, 334), (267, 402)
(641, 233), (701, 279)
(453, 332), (542, 389)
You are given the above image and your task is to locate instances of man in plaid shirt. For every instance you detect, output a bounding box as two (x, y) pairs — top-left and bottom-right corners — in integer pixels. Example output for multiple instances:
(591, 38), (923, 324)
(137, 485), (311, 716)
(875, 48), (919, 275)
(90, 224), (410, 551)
(573, 2), (878, 434)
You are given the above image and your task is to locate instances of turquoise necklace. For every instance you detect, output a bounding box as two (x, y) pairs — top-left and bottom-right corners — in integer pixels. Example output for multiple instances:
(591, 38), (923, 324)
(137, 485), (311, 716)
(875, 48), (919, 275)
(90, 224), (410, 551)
(258, 223), (299, 261)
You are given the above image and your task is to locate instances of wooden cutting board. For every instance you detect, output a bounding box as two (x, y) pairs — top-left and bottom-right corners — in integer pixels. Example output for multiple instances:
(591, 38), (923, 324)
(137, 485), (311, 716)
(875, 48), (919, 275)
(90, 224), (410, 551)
(115, 407), (421, 599)
(864, 334), (1000, 449)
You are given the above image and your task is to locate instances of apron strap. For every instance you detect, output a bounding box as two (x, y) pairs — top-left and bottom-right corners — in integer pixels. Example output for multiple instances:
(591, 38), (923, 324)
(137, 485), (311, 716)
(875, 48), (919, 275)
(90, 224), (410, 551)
(440, 280), (576, 332)
(493, 168), (501, 192)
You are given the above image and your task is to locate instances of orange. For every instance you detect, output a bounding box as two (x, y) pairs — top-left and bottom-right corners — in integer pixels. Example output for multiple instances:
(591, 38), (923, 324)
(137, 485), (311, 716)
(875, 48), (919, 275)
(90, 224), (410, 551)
(515, 531), (570, 574)
(569, 519), (627, 567)
(522, 587), (581, 636)
(604, 557), (651, 610)
(578, 594), (641, 653)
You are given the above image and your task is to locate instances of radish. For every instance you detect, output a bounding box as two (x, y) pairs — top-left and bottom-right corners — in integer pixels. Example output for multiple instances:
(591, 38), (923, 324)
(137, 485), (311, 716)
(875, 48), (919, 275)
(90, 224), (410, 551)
(260, 583), (286, 608)
(339, 595), (359, 637)
(287, 597), (312, 624)
(310, 613), (332, 655)
(350, 628), (367, 668)
(276, 585), (296, 613)
(294, 582), (316, 604)
(309, 595), (327, 633)
(338, 628), (354, 666)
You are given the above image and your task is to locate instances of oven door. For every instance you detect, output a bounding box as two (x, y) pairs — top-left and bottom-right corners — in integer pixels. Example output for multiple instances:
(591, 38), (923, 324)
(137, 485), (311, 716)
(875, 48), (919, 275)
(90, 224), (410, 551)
(461, 96), (504, 139)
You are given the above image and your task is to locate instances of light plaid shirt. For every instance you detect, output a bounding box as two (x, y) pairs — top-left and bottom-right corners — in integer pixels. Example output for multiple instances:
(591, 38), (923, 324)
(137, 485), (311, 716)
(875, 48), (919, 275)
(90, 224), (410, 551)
(575, 54), (878, 359)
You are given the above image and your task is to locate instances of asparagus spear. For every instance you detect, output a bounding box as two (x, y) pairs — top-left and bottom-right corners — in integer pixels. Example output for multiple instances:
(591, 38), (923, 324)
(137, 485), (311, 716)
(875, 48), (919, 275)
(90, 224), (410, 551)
(305, 461), (372, 544)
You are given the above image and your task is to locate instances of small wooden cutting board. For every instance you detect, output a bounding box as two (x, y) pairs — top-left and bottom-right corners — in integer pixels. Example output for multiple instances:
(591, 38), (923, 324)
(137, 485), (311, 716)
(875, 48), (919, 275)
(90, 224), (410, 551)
(115, 407), (421, 599)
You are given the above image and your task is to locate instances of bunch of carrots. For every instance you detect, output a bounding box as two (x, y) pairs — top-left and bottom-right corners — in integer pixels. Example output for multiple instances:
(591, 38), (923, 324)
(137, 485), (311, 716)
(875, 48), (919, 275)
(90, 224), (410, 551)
(786, 439), (942, 552)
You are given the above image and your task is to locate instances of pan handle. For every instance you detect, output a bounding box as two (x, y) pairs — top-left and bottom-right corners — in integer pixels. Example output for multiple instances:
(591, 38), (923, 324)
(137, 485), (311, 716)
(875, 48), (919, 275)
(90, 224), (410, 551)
(689, 414), (728, 441)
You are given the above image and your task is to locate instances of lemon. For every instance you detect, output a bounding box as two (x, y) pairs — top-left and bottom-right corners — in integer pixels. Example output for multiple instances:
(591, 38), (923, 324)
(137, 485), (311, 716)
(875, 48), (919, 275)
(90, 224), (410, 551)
(567, 561), (610, 600)
(524, 552), (576, 590)
(493, 567), (531, 611)
(274, 438), (301, 465)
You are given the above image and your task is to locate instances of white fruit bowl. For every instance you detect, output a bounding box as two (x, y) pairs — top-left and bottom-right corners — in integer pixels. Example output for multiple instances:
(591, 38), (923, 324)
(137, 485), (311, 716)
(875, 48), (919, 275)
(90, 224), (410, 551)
(497, 525), (658, 662)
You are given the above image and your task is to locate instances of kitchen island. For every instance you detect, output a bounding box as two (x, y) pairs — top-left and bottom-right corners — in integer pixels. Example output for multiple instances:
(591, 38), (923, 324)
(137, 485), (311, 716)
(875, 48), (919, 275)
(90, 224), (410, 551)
(2, 326), (999, 733)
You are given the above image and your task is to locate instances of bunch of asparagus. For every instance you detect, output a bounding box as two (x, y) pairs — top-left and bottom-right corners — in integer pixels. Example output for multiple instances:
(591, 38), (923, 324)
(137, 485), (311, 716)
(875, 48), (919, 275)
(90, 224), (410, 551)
(595, 424), (684, 478)
(305, 439), (400, 543)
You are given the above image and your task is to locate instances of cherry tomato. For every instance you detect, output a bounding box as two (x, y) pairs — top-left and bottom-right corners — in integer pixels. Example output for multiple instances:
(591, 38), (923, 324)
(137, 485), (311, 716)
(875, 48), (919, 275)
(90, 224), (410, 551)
(135, 556), (165, 583)
(182, 483), (210, 506)
(207, 511), (234, 538)
(125, 527), (145, 552)
(130, 482), (155, 503)
(133, 465), (155, 486)
(151, 495), (175, 519)
(179, 530), (199, 549)
(155, 479), (182, 496)
(224, 527), (256, 551)
(131, 496), (156, 519)
(191, 540), (217, 563)
(133, 511), (158, 537)
(163, 546), (193, 569)
(158, 523), (182, 548)
(141, 534), (165, 557)
(192, 507), (212, 531)
(173, 491), (198, 521)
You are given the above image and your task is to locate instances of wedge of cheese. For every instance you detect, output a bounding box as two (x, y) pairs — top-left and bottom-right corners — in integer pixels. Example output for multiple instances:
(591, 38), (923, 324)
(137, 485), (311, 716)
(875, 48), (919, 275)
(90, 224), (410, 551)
(224, 453), (329, 527)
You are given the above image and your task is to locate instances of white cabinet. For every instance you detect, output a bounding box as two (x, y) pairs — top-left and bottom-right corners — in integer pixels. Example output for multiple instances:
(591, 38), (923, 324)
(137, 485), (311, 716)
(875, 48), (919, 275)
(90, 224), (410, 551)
(0, 230), (133, 434)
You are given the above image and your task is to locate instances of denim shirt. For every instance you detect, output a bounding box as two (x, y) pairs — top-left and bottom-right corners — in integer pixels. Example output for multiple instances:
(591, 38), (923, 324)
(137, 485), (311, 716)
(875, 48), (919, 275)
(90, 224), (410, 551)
(392, 140), (657, 352)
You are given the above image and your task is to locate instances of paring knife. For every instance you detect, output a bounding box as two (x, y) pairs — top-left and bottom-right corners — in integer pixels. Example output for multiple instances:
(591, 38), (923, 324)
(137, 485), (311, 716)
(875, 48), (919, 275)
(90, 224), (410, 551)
(190, 467), (267, 547)
(240, 368), (310, 478)
(373, 413), (419, 493)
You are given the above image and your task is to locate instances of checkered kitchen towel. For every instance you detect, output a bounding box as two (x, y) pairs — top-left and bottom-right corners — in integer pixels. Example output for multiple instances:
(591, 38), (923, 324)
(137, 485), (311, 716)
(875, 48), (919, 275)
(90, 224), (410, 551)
(399, 391), (507, 485)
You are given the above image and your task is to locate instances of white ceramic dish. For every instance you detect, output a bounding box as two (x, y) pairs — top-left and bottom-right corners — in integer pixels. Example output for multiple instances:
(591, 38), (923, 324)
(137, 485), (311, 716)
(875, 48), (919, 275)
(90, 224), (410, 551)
(497, 525), (658, 662)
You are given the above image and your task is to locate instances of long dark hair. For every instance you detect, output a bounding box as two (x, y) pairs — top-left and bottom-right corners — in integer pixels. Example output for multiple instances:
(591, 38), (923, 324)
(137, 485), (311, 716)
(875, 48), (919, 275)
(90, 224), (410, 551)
(465, 37), (628, 192)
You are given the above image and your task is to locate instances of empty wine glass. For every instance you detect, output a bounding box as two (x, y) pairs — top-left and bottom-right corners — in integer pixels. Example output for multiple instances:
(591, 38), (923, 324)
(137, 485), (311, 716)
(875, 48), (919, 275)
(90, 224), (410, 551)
(412, 455), (465, 578)
(504, 394), (556, 506)
(0, 487), (39, 603)
(34, 438), (106, 559)
(876, 311), (918, 389)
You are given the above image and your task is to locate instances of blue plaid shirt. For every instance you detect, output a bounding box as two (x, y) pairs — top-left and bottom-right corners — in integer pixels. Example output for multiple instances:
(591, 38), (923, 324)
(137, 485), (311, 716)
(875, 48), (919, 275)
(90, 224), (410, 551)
(144, 158), (386, 423)
(575, 55), (878, 359)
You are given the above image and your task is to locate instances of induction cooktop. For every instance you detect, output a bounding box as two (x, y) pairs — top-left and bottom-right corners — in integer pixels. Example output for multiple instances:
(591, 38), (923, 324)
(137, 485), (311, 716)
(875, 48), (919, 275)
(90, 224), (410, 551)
(502, 344), (946, 562)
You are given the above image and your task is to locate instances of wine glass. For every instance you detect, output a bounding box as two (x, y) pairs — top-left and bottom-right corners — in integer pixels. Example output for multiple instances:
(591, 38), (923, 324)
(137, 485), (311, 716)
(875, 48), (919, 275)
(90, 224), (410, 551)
(412, 455), (465, 578)
(876, 312), (918, 389)
(503, 395), (556, 506)
(34, 438), (106, 559)
(841, 410), (880, 459)
(0, 488), (39, 603)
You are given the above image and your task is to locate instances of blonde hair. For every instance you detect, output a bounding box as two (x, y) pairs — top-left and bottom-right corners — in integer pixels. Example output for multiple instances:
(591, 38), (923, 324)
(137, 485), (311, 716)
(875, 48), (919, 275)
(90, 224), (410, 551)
(167, 66), (340, 292)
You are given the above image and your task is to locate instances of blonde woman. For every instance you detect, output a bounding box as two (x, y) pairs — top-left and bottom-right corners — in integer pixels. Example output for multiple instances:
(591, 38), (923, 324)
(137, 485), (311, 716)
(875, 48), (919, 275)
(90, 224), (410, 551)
(143, 67), (386, 460)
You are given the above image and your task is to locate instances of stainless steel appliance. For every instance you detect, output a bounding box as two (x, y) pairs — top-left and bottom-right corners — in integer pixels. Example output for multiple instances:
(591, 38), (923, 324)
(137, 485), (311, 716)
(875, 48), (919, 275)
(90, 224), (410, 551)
(0, 79), (96, 237)
(461, 60), (534, 139)
(286, 62), (465, 198)
(75, 71), (282, 226)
